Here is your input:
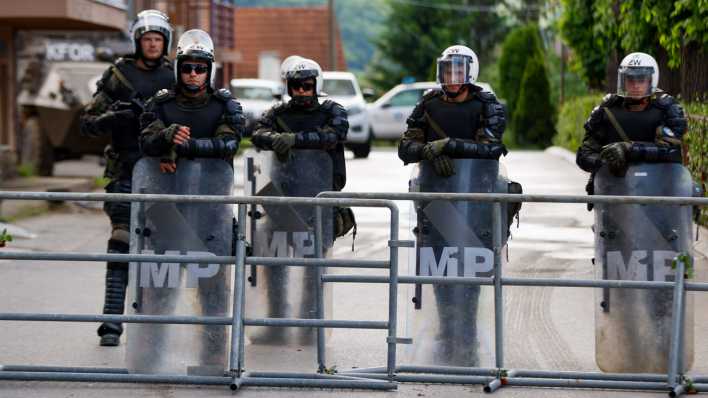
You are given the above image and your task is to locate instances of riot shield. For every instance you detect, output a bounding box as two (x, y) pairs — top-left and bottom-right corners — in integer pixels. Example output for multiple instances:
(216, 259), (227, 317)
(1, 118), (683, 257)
(594, 163), (695, 373)
(406, 158), (508, 367)
(126, 157), (234, 376)
(245, 150), (334, 349)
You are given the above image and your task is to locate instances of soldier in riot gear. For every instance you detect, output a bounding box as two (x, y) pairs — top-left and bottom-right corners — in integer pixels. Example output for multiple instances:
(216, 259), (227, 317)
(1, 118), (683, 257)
(251, 58), (354, 236)
(578, 53), (694, 373)
(398, 45), (521, 227)
(577, 52), (687, 204)
(400, 45), (519, 366)
(79, 10), (175, 347)
(140, 29), (244, 168)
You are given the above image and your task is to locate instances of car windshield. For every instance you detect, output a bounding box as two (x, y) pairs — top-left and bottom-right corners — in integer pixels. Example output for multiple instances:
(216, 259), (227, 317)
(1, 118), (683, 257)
(323, 79), (356, 96)
(232, 86), (275, 101)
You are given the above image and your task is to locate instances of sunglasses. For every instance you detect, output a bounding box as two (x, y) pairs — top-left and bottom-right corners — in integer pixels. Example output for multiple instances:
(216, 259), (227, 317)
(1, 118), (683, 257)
(180, 63), (209, 74)
(290, 81), (315, 91)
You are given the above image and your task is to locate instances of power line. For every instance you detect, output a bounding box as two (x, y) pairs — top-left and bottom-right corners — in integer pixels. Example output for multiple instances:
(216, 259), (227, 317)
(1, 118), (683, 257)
(388, 0), (542, 13)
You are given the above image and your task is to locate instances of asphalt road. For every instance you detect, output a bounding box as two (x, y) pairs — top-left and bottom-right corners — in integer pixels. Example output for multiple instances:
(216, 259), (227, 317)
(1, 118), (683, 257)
(0, 148), (706, 397)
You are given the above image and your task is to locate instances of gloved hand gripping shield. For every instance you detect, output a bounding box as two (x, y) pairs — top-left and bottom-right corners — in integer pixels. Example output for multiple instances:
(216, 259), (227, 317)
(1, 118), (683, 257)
(594, 163), (696, 373)
(126, 157), (234, 376)
(244, 149), (334, 359)
(405, 158), (509, 367)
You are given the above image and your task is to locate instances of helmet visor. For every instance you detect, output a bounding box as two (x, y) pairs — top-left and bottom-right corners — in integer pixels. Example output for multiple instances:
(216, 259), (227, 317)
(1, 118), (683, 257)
(436, 55), (471, 86)
(285, 68), (318, 81)
(618, 66), (654, 98)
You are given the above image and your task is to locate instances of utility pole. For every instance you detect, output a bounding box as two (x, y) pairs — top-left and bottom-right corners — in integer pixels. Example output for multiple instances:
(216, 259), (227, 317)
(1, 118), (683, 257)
(328, 0), (337, 71)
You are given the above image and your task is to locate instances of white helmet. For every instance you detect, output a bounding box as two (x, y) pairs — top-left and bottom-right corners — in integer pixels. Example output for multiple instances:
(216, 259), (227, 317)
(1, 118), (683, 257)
(436, 45), (479, 87)
(285, 58), (323, 96)
(280, 55), (305, 80)
(175, 29), (215, 90)
(617, 52), (659, 99)
(130, 9), (172, 57)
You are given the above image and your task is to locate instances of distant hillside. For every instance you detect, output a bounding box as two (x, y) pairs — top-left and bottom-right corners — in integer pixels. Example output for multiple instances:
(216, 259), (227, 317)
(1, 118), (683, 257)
(236, 0), (388, 72)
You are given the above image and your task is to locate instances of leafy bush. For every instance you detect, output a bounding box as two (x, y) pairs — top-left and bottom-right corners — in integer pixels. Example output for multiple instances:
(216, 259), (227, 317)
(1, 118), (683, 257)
(684, 101), (707, 225)
(553, 93), (604, 152)
(511, 55), (557, 148)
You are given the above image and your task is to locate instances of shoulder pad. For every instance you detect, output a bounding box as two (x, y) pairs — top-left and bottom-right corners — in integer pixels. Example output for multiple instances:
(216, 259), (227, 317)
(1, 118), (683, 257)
(224, 98), (243, 115)
(476, 90), (499, 103)
(421, 88), (443, 101)
(600, 93), (621, 107)
(321, 100), (346, 114)
(213, 88), (234, 102)
(654, 93), (677, 108)
(154, 89), (174, 103)
(114, 57), (132, 66)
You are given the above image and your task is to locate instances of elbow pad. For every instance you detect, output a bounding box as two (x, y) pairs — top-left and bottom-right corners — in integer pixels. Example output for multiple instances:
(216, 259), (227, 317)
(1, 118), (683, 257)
(445, 139), (507, 159)
(628, 143), (682, 163)
(176, 139), (239, 158)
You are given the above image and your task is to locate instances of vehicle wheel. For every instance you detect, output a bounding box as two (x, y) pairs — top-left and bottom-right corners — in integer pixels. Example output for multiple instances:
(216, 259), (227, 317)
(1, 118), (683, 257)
(351, 130), (372, 159)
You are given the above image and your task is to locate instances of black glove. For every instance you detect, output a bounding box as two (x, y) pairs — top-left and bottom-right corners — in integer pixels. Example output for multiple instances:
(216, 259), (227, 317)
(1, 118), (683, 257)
(421, 138), (450, 161)
(95, 110), (135, 131)
(432, 155), (455, 177)
(600, 142), (631, 177)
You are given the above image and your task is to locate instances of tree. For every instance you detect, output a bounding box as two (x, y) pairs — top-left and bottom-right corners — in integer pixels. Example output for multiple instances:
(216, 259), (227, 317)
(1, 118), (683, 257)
(498, 24), (544, 121)
(512, 54), (557, 147)
(559, 0), (708, 98)
(367, 0), (509, 92)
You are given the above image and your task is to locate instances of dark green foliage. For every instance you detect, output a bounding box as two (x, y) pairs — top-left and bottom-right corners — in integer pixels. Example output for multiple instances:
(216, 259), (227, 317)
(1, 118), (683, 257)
(684, 101), (708, 226)
(367, 0), (508, 92)
(498, 24), (543, 123)
(511, 54), (557, 148)
(558, 0), (609, 89)
(553, 93), (604, 151)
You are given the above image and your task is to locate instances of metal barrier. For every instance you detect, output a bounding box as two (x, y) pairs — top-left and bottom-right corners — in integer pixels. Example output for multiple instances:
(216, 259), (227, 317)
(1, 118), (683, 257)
(1, 189), (707, 396)
(0, 191), (401, 391)
(316, 191), (708, 397)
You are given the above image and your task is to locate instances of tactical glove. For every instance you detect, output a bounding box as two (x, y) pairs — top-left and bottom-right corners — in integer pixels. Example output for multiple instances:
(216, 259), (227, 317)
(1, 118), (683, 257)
(421, 138), (450, 161)
(95, 110), (135, 131)
(600, 142), (631, 177)
(272, 132), (296, 155)
(432, 155), (455, 177)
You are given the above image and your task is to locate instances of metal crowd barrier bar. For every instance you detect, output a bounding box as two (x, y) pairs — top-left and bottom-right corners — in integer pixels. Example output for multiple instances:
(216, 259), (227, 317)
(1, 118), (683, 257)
(0, 191), (401, 391)
(318, 191), (708, 397)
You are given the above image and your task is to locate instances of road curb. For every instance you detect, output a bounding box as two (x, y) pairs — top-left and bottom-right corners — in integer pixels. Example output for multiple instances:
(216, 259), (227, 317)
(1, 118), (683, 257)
(544, 146), (577, 165)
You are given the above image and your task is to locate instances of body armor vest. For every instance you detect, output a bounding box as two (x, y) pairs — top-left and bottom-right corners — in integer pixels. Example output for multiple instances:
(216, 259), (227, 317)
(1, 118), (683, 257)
(275, 106), (330, 133)
(156, 95), (225, 139)
(424, 96), (484, 141)
(603, 103), (664, 144)
(110, 60), (173, 156)
(115, 60), (174, 102)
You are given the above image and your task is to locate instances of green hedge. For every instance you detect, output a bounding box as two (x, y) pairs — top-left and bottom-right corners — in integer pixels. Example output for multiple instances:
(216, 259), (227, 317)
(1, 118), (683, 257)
(553, 93), (603, 152)
(685, 102), (707, 225)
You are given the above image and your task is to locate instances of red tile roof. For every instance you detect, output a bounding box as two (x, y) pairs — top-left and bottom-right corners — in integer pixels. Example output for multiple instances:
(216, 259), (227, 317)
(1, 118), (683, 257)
(234, 6), (347, 78)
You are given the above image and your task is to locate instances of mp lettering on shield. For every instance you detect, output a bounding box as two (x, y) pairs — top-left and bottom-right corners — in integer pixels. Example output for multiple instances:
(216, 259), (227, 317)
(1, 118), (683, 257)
(606, 250), (680, 281)
(263, 231), (315, 258)
(139, 250), (220, 288)
(419, 247), (494, 277)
